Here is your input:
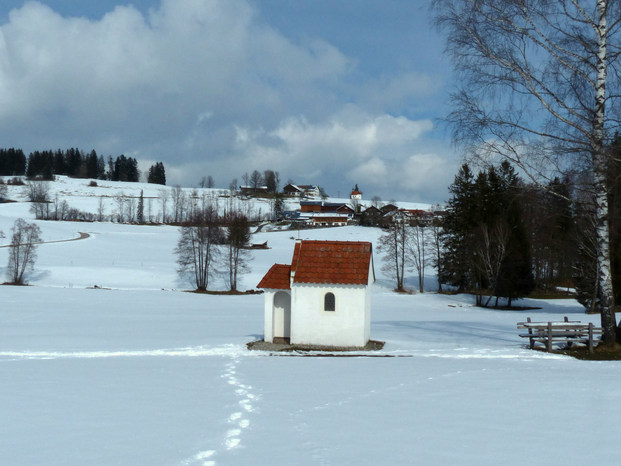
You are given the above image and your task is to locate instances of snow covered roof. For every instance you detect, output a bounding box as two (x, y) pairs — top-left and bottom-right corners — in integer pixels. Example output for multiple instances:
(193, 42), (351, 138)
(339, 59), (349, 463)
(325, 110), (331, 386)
(306, 213), (349, 218)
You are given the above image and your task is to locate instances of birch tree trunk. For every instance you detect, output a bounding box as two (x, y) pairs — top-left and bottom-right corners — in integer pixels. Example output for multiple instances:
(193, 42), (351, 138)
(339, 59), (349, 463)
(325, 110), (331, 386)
(593, 0), (617, 343)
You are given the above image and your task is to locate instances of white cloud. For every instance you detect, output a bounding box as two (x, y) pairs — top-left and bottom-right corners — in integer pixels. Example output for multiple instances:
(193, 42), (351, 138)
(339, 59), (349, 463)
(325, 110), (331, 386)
(0, 0), (453, 203)
(228, 105), (455, 202)
(0, 0), (349, 145)
(359, 72), (445, 112)
(349, 158), (389, 186)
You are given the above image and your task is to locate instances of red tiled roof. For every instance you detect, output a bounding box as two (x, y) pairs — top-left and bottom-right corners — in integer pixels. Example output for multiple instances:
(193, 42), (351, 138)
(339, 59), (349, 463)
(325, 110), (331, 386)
(292, 240), (373, 285)
(291, 241), (301, 274)
(403, 209), (430, 216)
(257, 264), (291, 289)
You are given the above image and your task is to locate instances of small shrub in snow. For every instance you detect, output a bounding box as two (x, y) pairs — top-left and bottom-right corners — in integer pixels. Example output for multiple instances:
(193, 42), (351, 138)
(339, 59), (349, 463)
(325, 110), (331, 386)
(25, 180), (50, 203)
(7, 177), (24, 186)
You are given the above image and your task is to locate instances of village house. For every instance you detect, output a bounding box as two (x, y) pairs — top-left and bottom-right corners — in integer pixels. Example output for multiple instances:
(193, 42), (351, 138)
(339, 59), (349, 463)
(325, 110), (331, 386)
(360, 205), (382, 226)
(257, 240), (375, 348)
(383, 208), (434, 226)
(239, 185), (269, 196)
(300, 201), (355, 216)
(282, 200), (355, 226)
(282, 184), (321, 198)
(309, 214), (349, 227)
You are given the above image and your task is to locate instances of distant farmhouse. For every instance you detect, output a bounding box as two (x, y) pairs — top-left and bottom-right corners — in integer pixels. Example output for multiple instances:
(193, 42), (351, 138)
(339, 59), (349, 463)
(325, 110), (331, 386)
(283, 200), (355, 226)
(258, 240), (375, 348)
(283, 184), (321, 198)
(239, 185), (269, 196)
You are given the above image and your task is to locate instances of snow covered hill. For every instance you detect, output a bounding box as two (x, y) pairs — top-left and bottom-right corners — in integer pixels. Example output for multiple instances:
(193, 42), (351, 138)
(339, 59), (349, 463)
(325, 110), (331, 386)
(0, 176), (619, 466)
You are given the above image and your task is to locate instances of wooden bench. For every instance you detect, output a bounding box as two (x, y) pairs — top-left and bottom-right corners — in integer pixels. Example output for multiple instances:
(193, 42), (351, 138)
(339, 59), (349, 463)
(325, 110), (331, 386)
(516, 316), (602, 353)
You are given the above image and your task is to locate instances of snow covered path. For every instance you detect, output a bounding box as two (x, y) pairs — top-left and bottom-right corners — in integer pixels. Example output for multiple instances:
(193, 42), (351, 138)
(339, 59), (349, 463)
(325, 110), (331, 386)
(0, 231), (90, 249)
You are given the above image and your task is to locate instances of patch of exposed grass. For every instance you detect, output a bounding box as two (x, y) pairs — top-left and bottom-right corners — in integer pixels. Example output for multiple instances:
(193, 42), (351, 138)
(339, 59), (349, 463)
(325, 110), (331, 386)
(559, 343), (621, 361)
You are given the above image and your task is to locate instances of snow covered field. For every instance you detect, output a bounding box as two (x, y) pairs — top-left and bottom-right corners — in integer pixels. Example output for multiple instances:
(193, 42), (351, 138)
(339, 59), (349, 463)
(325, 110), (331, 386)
(1, 179), (620, 465)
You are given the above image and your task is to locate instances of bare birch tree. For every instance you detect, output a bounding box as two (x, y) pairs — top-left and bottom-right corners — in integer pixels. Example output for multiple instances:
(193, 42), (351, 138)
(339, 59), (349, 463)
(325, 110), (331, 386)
(409, 222), (428, 293)
(474, 222), (511, 307)
(433, 0), (621, 343)
(6, 218), (42, 284)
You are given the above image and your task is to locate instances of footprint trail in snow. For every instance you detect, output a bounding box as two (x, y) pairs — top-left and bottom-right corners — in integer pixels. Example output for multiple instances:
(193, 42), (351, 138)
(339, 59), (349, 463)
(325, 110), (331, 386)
(181, 356), (257, 465)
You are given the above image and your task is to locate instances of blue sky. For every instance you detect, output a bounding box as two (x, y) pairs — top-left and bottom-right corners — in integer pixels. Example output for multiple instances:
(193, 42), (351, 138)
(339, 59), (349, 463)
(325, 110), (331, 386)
(0, 0), (456, 203)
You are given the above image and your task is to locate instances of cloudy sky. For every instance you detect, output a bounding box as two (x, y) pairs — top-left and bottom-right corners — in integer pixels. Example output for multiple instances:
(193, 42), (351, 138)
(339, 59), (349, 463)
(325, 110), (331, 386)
(0, 0), (457, 203)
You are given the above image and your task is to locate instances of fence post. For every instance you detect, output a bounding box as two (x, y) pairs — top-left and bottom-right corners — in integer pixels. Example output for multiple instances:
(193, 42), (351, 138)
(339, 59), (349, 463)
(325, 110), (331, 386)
(588, 323), (594, 354)
(547, 322), (553, 352)
(527, 317), (534, 349)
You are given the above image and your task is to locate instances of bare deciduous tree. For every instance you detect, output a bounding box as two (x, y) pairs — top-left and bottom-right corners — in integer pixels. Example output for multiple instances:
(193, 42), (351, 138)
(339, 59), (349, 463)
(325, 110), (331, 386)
(378, 219), (411, 292)
(433, 0), (621, 342)
(114, 193), (126, 223)
(97, 196), (106, 222)
(147, 197), (153, 223)
(6, 218), (41, 284)
(0, 181), (8, 201)
(159, 189), (169, 223)
(224, 213), (252, 291)
(24, 180), (49, 203)
(175, 206), (220, 291)
(199, 175), (215, 189)
(249, 170), (263, 189)
(428, 209), (444, 293)
(126, 196), (137, 224)
(473, 221), (511, 307)
(409, 221), (429, 293)
(171, 185), (187, 224)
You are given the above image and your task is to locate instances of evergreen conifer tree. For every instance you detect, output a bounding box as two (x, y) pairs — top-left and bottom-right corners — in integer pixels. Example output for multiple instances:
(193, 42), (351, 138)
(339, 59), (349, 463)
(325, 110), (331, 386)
(137, 190), (145, 224)
(440, 163), (476, 291)
(147, 162), (166, 185)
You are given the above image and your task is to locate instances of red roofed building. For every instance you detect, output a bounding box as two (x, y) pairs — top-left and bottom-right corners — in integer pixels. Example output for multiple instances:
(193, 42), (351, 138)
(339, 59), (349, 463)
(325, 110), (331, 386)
(257, 240), (375, 347)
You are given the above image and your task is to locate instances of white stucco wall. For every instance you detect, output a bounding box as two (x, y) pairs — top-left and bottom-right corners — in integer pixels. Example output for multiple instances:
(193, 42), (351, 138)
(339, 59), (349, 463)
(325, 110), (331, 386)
(262, 251), (374, 347)
(263, 290), (291, 342)
(290, 283), (370, 347)
(263, 290), (275, 342)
